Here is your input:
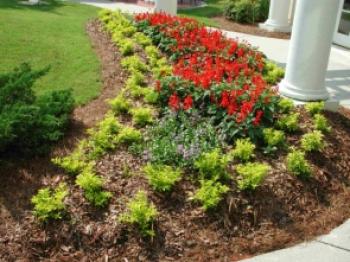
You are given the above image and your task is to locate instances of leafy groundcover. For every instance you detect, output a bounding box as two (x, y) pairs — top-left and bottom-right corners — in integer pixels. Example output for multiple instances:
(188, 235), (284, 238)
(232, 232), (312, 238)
(1, 10), (350, 261)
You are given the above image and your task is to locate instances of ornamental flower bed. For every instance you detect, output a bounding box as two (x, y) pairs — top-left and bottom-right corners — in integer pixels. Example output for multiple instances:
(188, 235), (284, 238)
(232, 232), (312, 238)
(135, 13), (278, 140)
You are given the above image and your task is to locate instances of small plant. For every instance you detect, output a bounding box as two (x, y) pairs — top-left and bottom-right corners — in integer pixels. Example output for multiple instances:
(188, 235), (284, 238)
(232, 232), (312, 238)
(133, 32), (152, 47)
(119, 39), (134, 56)
(313, 113), (331, 133)
(192, 180), (229, 211)
(31, 183), (68, 222)
(236, 162), (270, 190)
(76, 169), (112, 207)
(300, 130), (325, 152)
(131, 107), (154, 127)
(145, 45), (160, 59)
(230, 138), (255, 162)
(128, 70), (145, 85)
(117, 126), (142, 145)
(286, 149), (311, 178)
(278, 98), (294, 113)
(263, 128), (285, 153)
(121, 55), (148, 72)
(119, 191), (158, 237)
(144, 89), (159, 104)
(276, 112), (300, 132)
(109, 94), (131, 115)
(264, 62), (285, 85)
(195, 149), (229, 180)
(305, 101), (325, 116)
(143, 164), (182, 192)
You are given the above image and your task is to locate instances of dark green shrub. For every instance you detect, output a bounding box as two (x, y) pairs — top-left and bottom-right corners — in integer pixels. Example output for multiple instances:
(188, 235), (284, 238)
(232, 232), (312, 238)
(0, 64), (74, 154)
(31, 183), (68, 222)
(224, 0), (269, 24)
(119, 191), (158, 237)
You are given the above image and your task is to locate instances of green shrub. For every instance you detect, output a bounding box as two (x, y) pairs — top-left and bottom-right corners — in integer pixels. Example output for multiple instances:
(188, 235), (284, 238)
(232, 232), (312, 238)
(230, 138), (255, 162)
(133, 32), (152, 47)
(119, 191), (158, 237)
(276, 113), (300, 132)
(144, 89), (159, 104)
(305, 101), (325, 116)
(131, 107), (154, 127)
(224, 0), (269, 24)
(263, 128), (285, 153)
(145, 45), (160, 60)
(121, 55), (148, 72)
(0, 64), (74, 154)
(192, 180), (229, 211)
(195, 149), (229, 180)
(143, 164), (182, 192)
(264, 62), (285, 85)
(109, 94), (131, 115)
(313, 113), (331, 133)
(117, 126), (142, 145)
(76, 169), (112, 207)
(31, 183), (68, 222)
(87, 113), (121, 159)
(128, 70), (145, 85)
(236, 162), (269, 190)
(286, 149), (311, 178)
(278, 98), (294, 114)
(119, 39), (134, 56)
(300, 130), (325, 152)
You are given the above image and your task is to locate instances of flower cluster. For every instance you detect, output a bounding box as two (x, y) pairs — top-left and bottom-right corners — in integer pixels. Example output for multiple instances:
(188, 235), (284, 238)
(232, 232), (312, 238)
(135, 12), (278, 135)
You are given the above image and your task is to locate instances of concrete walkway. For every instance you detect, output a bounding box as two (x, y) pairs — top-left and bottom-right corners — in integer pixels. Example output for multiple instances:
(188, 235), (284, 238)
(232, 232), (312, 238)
(242, 220), (350, 262)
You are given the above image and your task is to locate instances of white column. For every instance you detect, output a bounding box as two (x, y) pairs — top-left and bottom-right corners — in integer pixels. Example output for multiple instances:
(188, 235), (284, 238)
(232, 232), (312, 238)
(279, 0), (342, 101)
(155, 0), (177, 15)
(259, 0), (292, 32)
(29, 0), (39, 4)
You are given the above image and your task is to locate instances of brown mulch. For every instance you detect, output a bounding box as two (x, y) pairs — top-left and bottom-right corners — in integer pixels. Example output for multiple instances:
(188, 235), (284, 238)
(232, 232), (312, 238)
(1, 20), (350, 262)
(213, 16), (291, 40)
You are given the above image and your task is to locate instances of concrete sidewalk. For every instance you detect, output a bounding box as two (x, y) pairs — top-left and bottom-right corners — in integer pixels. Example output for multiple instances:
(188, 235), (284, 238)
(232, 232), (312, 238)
(242, 220), (350, 262)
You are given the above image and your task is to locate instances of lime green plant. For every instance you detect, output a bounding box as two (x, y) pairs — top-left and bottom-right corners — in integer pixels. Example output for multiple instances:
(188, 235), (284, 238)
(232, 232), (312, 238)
(109, 94), (131, 115)
(230, 138), (255, 162)
(195, 149), (229, 180)
(119, 191), (158, 237)
(300, 130), (325, 152)
(31, 183), (68, 222)
(192, 180), (229, 211)
(144, 89), (159, 104)
(117, 126), (142, 145)
(263, 128), (285, 153)
(276, 112), (300, 132)
(131, 107), (154, 127)
(313, 114), (331, 133)
(305, 101), (325, 116)
(286, 149), (311, 178)
(119, 39), (134, 56)
(236, 162), (270, 190)
(133, 32), (152, 47)
(278, 98), (294, 113)
(143, 164), (182, 192)
(121, 55), (148, 72)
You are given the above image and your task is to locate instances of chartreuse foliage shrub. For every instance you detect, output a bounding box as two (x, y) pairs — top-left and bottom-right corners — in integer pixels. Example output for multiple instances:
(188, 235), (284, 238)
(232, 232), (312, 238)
(131, 107), (154, 127)
(276, 113), (300, 132)
(195, 149), (229, 180)
(143, 164), (182, 192)
(313, 114), (331, 133)
(305, 101), (325, 116)
(109, 93), (131, 115)
(229, 138), (255, 162)
(225, 0), (269, 24)
(263, 128), (286, 153)
(236, 162), (270, 190)
(86, 113), (122, 159)
(119, 39), (134, 56)
(193, 179), (229, 211)
(119, 191), (158, 237)
(144, 90), (159, 104)
(0, 64), (74, 154)
(116, 126), (142, 145)
(133, 32), (152, 47)
(76, 168), (112, 207)
(31, 183), (68, 222)
(121, 55), (148, 73)
(300, 131), (325, 152)
(286, 149), (311, 178)
(278, 98), (294, 114)
(264, 61), (285, 85)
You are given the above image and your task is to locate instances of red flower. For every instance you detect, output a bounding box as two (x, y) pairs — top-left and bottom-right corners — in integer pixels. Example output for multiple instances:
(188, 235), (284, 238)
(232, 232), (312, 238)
(253, 110), (264, 126)
(220, 91), (230, 108)
(168, 93), (180, 111)
(183, 95), (193, 110)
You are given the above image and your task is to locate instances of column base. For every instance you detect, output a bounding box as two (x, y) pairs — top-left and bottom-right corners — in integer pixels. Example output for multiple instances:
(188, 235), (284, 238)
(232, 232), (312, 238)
(259, 21), (291, 33)
(279, 79), (330, 101)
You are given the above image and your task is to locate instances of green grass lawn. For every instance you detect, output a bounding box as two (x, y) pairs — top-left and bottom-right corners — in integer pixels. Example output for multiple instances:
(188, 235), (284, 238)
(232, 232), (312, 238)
(0, 0), (102, 105)
(178, 0), (226, 27)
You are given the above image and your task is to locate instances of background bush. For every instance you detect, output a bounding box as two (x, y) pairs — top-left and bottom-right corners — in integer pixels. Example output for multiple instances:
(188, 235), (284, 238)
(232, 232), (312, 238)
(224, 0), (269, 24)
(0, 64), (74, 155)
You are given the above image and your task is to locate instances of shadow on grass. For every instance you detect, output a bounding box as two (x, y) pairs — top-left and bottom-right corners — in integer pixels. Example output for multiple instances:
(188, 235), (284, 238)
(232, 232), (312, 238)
(0, 0), (64, 13)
